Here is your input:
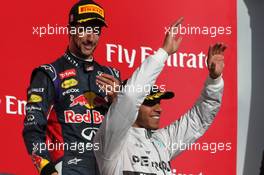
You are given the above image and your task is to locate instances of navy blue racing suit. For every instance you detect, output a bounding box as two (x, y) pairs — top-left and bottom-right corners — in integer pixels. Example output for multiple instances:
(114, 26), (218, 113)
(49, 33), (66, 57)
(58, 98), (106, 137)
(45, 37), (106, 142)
(23, 50), (121, 175)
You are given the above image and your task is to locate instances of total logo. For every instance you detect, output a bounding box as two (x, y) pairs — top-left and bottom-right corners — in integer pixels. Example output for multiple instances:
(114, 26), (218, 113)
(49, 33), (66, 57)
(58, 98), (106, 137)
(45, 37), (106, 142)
(64, 110), (104, 124)
(59, 69), (76, 80)
(70, 92), (107, 109)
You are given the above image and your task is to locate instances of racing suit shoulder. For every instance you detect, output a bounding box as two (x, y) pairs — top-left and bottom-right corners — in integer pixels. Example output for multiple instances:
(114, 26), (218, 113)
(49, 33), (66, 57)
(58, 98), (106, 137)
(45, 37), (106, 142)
(34, 56), (66, 83)
(32, 56), (67, 96)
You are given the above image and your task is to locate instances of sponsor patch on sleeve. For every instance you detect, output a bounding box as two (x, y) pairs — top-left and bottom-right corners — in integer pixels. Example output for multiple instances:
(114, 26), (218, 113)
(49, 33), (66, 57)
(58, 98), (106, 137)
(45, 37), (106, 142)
(28, 94), (43, 103)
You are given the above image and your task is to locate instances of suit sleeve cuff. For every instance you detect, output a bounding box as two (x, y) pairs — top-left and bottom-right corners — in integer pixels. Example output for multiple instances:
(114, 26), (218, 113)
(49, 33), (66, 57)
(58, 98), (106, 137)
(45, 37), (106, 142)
(40, 162), (57, 175)
(205, 75), (224, 91)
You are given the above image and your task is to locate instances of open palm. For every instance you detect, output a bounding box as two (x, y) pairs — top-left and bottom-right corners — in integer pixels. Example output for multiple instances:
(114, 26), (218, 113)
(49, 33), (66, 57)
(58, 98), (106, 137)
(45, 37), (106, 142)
(207, 43), (227, 79)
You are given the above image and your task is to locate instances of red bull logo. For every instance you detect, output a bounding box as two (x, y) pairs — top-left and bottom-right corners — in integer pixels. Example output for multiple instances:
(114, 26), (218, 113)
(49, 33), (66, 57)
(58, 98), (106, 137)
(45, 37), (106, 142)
(70, 92), (107, 109)
(70, 94), (88, 107)
(31, 153), (49, 172)
(64, 110), (104, 124)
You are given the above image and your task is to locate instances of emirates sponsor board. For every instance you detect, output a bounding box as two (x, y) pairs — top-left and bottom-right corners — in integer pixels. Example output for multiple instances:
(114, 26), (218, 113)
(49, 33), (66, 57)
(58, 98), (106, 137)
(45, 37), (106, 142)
(0, 0), (236, 174)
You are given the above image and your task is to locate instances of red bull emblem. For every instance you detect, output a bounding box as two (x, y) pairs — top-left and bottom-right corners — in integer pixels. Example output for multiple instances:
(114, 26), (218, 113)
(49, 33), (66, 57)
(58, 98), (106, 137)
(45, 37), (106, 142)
(32, 154), (42, 167)
(64, 110), (104, 124)
(70, 92), (107, 109)
(70, 94), (88, 107)
(31, 153), (49, 172)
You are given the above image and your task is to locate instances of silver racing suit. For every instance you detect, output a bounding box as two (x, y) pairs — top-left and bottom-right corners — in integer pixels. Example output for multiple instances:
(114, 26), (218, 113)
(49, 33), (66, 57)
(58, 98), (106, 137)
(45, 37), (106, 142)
(94, 48), (224, 175)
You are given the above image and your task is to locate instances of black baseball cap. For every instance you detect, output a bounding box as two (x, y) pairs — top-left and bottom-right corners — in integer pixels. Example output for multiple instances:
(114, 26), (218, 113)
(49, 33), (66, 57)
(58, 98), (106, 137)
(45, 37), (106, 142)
(121, 79), (174, 106)
(142, 88), (174, 106)
(69, 0), (107, 27)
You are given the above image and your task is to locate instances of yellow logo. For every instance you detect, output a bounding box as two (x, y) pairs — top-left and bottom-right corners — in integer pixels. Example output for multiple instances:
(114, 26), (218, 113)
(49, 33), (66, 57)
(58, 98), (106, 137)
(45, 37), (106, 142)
(61, 78), (78, 89)
(78, 4), (104, 18)
(28, 94), (42, 103)
(32, 154), (49, 172)
(83, 91), (97, 109)
(145, 92), (164, 100)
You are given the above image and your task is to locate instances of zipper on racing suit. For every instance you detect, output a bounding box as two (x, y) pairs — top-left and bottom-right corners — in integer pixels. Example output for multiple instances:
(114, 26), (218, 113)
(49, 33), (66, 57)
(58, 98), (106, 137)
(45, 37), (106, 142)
(146, 130), (167, 175)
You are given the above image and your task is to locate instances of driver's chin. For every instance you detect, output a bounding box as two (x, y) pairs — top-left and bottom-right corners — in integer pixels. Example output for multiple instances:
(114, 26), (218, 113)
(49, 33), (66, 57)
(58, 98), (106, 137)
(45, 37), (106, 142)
(150, 125), (159, 130)
(146, 123), (159, 130)
(80, 46), (94, 57)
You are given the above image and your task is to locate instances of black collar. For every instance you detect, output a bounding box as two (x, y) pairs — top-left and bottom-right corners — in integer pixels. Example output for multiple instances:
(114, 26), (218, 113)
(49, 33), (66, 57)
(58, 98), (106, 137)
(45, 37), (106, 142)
(64, 49), (94, 68)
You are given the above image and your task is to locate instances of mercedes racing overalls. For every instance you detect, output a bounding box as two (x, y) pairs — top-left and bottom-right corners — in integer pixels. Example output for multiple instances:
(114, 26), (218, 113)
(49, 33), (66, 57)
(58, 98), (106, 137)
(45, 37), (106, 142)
(23, 50), (121, 175)
(94, 48), (224, 175)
